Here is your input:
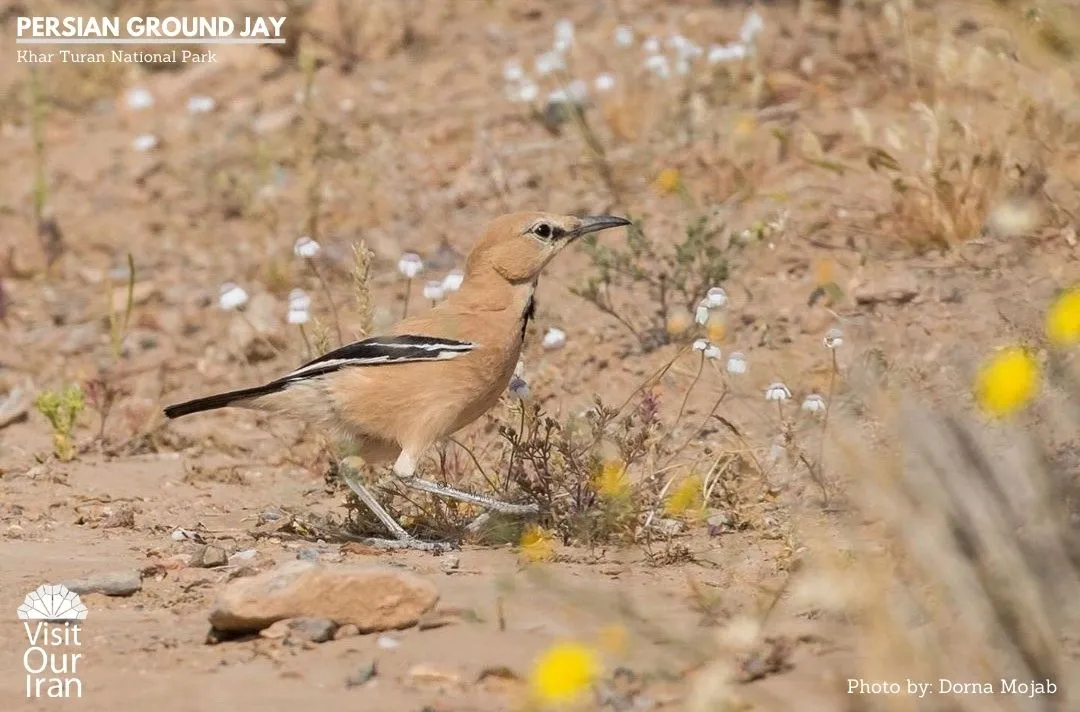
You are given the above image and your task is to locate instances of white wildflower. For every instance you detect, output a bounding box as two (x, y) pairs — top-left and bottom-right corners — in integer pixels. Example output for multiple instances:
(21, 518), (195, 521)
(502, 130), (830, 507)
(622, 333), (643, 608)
(514, 82), (539, 103)
(397, 252), (423, 279)
(802, 394), (827, 413)
(694, 299), (710, 325)
(547, 88), (569, 103)
(218, 283), (249, 311)
(125, 87), (154, 110)
(644, 53), (670, 78)
(707, 43), (747, 64)
(186, 95), (216, 115)
(706, 287), (728, 309)
(643, 36), (660, 55)
(765, 382), (792, 402)
(692, 339), (709, 352)
(554, 18), (574, 52)
(614, 25), (634, 48)
(293, 235), (321, 259)
(567, 79), (589, 102)
(675, 58), (691, 76)
(535, 50), (564, 76)
(131, 134), (158, 152)
(542, 327), (567, 350)
(509, 375), (531, 400)
(503, 60), (525, 83)
(288, 288), (312, 312)
(726, 352), (747, 375)
(423, 280), (445, 302)
(669, 34), (702, 60)
(704, 344), (722, 360)
(594, 73), (616, 92)
(442, 269), (464, 292)
(739, 10), (765, 45)
(823, 328), (844, 349)
(287, 307), (310, 325)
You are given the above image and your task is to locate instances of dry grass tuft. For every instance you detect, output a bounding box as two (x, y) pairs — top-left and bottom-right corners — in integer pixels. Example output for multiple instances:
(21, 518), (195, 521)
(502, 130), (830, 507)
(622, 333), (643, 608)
(828, 365), (1080, 710)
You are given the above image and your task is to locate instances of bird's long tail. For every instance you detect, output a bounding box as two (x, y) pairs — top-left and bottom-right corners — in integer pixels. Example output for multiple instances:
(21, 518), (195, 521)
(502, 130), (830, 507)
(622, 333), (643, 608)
(163, 383), (282, 419)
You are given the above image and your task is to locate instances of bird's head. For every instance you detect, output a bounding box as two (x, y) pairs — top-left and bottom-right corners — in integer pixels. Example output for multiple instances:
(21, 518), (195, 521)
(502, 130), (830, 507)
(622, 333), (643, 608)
(465, 211), (631, 284)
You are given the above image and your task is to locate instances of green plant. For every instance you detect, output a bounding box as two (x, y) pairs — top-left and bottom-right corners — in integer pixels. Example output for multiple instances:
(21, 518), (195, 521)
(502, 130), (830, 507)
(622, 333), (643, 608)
(34, 385), (85, 461)
(572, 214), (746, 351)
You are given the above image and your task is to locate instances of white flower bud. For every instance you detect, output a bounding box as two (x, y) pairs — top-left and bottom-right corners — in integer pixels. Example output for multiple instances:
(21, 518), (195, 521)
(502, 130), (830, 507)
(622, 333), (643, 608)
(441, 269), (464, 292)
(765, 382), (792, 402)
(218, 283), (248, 311)
(542, 327), (567, 350)
(293, 236), (321, 259)
(726, 352), (747, 375)
(705, 287), (728, 309)
(397, 252), (423, 279)
(423, 281), (445, 302)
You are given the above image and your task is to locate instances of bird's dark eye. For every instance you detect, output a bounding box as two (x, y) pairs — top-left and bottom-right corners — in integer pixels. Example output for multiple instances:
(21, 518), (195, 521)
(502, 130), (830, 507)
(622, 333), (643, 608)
(534, 223), (553, 239)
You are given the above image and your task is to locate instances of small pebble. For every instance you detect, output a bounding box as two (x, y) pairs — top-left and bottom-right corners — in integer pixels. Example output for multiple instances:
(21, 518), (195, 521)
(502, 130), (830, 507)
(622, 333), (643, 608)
(286, 618), (337, 644)
(228, 548), (257, 565)
(346, 660), (378, 688)
(376, 634), (400, 650)
(334, 624), (360, 640)
(297, 548), (319, 562)
(192, 545), (228, 568)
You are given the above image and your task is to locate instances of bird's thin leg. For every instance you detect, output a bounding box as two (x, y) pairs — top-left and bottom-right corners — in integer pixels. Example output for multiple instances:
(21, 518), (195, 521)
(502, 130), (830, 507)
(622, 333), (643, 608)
(338, 459), (452, 552)
(391, 451), (539, 515)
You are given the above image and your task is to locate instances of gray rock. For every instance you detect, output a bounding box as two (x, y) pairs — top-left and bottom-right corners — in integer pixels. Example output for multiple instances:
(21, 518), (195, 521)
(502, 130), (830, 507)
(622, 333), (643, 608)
(62, 570), (141, 597)
(285, 617), (337, 644)
(191, 545), (228, 568)
(346, 660), (378, 688)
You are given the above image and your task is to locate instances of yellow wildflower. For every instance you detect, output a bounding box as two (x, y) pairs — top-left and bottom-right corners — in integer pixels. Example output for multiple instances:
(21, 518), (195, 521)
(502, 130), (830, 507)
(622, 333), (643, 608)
(520, 524), (555, 563)
(596, 460), (631, 500)
(706, 313), (726, 343)
(665, 474), (704, 518)
(974, 347), (1040, 417)
(1046, 287), (1080, 347)
(596, 624), (629, 656)
(813, 258), (834, 286)
(733, 114), (757, 139)
(653, 167), (681, 195)
(530, 641), (601, 706)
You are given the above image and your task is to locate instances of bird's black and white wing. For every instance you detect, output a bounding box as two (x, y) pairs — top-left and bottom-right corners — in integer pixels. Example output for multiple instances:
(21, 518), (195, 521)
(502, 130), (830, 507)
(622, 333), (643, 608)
(281, 334), (477, 382)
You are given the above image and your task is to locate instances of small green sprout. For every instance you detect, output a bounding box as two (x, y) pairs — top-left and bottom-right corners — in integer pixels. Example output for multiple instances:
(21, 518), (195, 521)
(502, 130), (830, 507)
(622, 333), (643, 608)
(34, 385), (85, 461)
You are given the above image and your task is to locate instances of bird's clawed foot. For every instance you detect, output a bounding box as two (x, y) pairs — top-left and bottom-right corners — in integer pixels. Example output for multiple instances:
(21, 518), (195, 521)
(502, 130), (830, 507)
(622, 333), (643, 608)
(338, 456), (536, 550)
(401, 476), (539, 515)
(351, 536), (454, 552)
(339, 460), (454, 552)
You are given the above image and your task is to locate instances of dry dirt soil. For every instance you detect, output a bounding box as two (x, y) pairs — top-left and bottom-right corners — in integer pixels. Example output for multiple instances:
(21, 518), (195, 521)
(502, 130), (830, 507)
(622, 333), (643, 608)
(0, 1), (1078, 711)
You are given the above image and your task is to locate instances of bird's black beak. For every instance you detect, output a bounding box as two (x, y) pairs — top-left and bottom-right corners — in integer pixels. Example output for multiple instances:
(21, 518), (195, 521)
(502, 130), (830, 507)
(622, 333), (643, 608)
(569, 215), (632, 239)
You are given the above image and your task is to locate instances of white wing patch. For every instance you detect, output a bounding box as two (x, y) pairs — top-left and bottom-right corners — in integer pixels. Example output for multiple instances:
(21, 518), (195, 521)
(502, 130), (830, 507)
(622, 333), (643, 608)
(280, 335), (477, 382)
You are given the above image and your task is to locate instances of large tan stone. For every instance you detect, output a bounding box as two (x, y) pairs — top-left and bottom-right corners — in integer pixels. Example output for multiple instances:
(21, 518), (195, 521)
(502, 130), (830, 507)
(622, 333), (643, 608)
(208, 560), (438, 633)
